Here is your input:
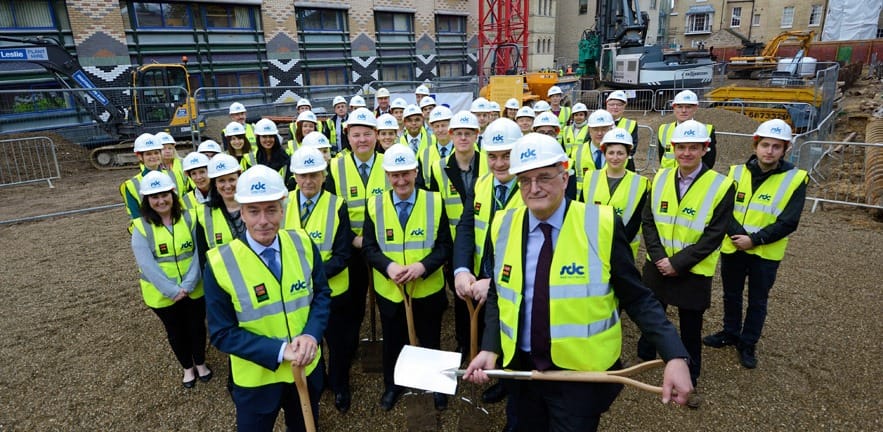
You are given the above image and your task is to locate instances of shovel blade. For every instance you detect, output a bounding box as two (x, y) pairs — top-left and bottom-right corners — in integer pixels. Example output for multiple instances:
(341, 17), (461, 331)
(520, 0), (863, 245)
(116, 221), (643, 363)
(394, 345), (462, 395)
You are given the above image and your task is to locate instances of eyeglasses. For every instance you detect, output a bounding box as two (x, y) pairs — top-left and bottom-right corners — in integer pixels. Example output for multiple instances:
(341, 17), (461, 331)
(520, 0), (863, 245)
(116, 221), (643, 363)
(517, 169), (564, 189)
(536, 129), (558, 137)
(451, 131), (477, 138)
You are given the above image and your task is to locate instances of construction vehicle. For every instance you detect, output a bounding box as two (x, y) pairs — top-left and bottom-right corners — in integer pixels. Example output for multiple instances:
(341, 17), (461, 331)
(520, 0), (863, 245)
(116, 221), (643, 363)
(579, 0), (715, 89)
(478, 43), (580, 106)
(728, 30), (816, 79)
(0, 36), (199, 169)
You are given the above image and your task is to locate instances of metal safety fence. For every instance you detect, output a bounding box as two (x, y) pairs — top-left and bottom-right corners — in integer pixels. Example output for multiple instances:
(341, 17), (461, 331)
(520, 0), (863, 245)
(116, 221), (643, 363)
(0, 136), (59, 188)
(793, 140), (883, 213)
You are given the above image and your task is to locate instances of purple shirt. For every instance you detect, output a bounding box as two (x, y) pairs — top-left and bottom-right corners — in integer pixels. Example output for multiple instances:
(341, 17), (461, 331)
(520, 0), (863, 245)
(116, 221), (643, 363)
(677, 164), (703, 198)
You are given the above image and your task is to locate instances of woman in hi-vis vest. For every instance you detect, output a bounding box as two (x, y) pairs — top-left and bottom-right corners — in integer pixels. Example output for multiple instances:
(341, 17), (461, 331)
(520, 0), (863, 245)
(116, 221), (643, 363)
(130, 171), (211, 389)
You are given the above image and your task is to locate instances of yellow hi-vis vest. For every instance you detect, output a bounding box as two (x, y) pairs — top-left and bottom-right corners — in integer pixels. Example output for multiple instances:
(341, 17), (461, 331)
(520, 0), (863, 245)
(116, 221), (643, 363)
(471, 174), (523, 271)
(120, 168), (181, 219)
(430, 151), (489, 237)
(206, 230), (321, 387)
(650, 168), (730, 276)
(554, 106), (571, 130)
(418, 135), (446, 186)
(199, 204), (235, 249)
(330, 154), (389, 235)
(491, 202), (621, 371)
(131, 211), (203, 309)
(367, 190), (445, 302)
(562, 123), (589, 157)
(582, 168), (649, 259)
(239, 151), (257, 171)
(288, 121), (326, 154)
(283, 192), (350, 297)
(657, 122), (714, 169)
(721, 164), (807, 260)
(399, 128), (432, 154)
(572, 141), (603, 197)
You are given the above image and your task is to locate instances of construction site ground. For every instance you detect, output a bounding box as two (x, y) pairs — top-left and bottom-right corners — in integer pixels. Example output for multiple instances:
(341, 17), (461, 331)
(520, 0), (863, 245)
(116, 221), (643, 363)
(0, 75), (881, 431)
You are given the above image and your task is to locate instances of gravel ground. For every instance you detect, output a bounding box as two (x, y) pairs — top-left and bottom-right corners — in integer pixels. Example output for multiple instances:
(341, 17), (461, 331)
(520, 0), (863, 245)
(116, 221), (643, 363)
(1, 106), (881, 431)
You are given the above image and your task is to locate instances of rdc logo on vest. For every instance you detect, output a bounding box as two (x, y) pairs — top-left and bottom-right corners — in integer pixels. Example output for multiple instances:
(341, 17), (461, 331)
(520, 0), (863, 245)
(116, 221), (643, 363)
(757, 193), (772, 201)
(250, 181), (267, 192)
(371, 187), (384, 195)
(308, 230), (322, 240)
(559, 263), (585, 276)
(290, 280), (308, 293)
(682, 207), (697, 216)
(409, 228), (425, 236)
(180, 240), (193, 249)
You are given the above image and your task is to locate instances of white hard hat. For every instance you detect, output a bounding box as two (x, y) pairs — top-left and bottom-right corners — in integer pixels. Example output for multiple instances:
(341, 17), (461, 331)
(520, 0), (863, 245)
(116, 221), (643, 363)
(672, 90), (699, 106)
(470, 97), (493, 113)
(197, 139), (223, 154)
(482, 118), (523, 152)
(154, 131), (175, 145)
(509, 133), (569, 175)
(296, 98), (312, 109)
(133, 133), (162, 153)
(254, 118), (279, 135)
(532, 100), (551, 113)
(228, 102), (247, 114)
(606, 90), (629, 103)
(415, 84), (430, 95)
(450, 110), (480, 130)
(403, 104), (422, 119)
(754, 119), (792, 143)
(671, 120), (711, 144)
(532, 111), (560, 129)
(547, 86), (563, 97)
(505, 98), (521, 110)
(587, 109), (615, 127)
(332, 95), (347, 106)
(489, 101), (501, 112)
(571, 103), (589, 115)
(347, 107), (377, 128)
(349, 95), (366, 107)
(601, 127), (634, 149)
(391, 97), (407, 110)
(418, 96), (437, 109)
(139, 170), (177, 196)
(376, 113), (400, 131)
(182, 152), (210, 172)
(301, 131), (331, 149)
(291, 146), (328, 174)
(225, 121), (246, 136)
(207, 153), (241, 178)
(428, 106), (453, 123)
(296, 110), (318, 125)
(235, 165), (288, 203)
(516, 106), (536, 119)
(376, 88), (390, 98)
(382, 144), (419, 171)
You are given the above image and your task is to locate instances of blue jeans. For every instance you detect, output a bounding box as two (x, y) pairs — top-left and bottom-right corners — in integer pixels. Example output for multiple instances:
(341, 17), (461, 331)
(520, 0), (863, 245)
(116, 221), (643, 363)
(720, 252), (780, 346)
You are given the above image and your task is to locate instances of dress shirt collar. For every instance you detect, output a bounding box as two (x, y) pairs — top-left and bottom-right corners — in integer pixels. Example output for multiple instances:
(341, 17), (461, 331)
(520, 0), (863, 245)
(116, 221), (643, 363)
(246, 230), (280, 256)
(528, 198), (566, 233)
(392, 189), (417, 207)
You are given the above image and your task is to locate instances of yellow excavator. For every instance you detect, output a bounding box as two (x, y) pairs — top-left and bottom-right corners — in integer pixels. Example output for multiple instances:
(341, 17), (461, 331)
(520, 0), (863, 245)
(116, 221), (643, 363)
(728, 30), (816, 79)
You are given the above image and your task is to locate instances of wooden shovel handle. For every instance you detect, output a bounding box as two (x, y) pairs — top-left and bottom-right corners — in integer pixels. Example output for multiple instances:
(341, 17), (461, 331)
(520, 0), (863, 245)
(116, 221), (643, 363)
(397, 283), (418, 346)
(291, 363), (317, 432)
(529, 370), (663, 394)
(465, 298), (485, 361)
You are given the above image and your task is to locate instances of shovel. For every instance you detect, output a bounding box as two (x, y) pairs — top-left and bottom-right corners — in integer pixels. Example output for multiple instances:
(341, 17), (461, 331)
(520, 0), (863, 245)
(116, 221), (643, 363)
(465, 298), (485, 361)
(291, 363), (317, 432)
(397, 283), (419, 346)
(360, 281), (383, 373)
(395, 345), (667, 396)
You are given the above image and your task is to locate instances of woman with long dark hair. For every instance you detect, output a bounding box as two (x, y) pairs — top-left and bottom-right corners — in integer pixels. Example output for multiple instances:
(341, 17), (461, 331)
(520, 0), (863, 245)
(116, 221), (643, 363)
(253, 118), (292, 182)
(223, 121), (256, 170)
(196, 154), (246, 252)
(130, 170), (211, 388)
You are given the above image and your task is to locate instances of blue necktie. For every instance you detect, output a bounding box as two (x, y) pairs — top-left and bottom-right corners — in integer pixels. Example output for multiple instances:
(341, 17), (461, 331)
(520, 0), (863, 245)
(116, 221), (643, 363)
(594, 149), (603, 169)
(359, 163), (369, 185)
(260, 248), (281, 280)
(397, 201), (411, 228)
(300, 199), (313, 227)
(495, 184), (508, 211)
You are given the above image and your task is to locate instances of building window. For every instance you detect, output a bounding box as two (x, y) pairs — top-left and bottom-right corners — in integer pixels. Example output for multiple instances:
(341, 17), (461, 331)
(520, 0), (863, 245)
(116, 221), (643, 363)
(203, 4), (255, 29)
(375, 12), (415, 81)
(133, 2), (193, 28)
(0, 0), (55, 29)
(436, 14), (467, 78)
(752, 13), (761, 27)
(0, 85), (73, 116)
(213, 71), (263, 98)
(686, 13), (711, 34)
(809, 5), (823, 26)
(731, 7), (741, 27)
(781, 6), (794, 28)
(579, 0), (588, 15)
(297, 8), (351, 86)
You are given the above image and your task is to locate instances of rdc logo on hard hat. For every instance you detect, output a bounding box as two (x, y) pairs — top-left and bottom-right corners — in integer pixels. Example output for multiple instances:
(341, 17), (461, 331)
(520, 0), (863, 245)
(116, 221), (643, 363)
(357, 113), (367, 120)
(251, 181), (267, 192)
(459, 116), (469, 123)
(492, 134), (504, 143)
(395, 155), (406, 164)
(189, 157), (199, 164)
(616, 132), (626, 139)
(150, 180), (161, 187)
(684, 129), (696, 136)
(319, 136), (328, 144)
(520, 148), (537, 161)
(384, 119), (395, 126)
(216, 162), (226, 170)
(304, 157), (315, 166)
(771, 127), (782, 133)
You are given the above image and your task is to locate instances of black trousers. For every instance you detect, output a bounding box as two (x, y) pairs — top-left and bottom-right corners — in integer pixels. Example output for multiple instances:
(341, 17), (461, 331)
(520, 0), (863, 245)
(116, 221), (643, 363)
(324, 290), (358, 393)
(347, 251), (370, 348)
(231, 361), (325, 432)
(720, 251), (780, 346)
(637, 304), (704, 387)
(376, 288), (447, 389)
(151, 296), (207, 369)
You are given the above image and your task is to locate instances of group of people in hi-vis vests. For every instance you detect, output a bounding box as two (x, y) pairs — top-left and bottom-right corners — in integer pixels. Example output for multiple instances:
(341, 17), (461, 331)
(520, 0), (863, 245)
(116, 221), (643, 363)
(122, 83), (807, 432)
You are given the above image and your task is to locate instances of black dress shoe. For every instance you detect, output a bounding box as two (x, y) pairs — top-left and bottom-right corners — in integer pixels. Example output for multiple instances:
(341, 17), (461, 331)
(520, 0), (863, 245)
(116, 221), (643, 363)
(433, 392), (448, 411)
(198, 368), (213, 383)
(334, 390), (351, 413)
(380, 387), (403, 411)
(182, 378), (196, 389)
(481, 382), (506, 403)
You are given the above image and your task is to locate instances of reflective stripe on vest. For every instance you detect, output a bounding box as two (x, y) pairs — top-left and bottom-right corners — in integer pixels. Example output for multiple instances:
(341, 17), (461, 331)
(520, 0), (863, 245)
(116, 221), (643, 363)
(368, 190), (445, 301)
(650, 168), (729, 276)
(572, 142), (600, 196)
(283, 192), (350, 296)
(132, 211), (202, 308)
(472, 173), (523, 271)
(491, 203), (620, 371)
(563, 124), (589, 157)
(331, 154), (388, 234)
(582, 169), (648, 259)
(418, 135), (442, 186)
(616, 117), (637, 134)
(201, 204), (234, 249)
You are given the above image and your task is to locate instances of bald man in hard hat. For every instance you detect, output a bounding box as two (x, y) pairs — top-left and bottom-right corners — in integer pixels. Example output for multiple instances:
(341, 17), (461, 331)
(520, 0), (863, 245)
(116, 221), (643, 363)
(464, 133), (692, 432)
(703, 119), (807, 370)
(204, 165), (331, 432)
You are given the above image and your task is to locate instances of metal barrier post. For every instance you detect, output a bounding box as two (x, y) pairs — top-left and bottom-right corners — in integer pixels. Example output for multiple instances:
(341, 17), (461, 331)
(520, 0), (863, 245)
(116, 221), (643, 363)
(794, 140), (883, 212)
(0, 136), (59, 188)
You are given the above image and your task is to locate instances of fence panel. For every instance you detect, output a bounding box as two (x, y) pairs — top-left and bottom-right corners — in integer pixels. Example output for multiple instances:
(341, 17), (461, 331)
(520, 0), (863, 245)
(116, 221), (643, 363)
(573, 90), (603, 110)
(794, 140), (883, 212)
(0, 136), (59, 188)
(635, 125), (657, 174)
(597, 89), (655, 114)
(652, 87), (713, 114)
